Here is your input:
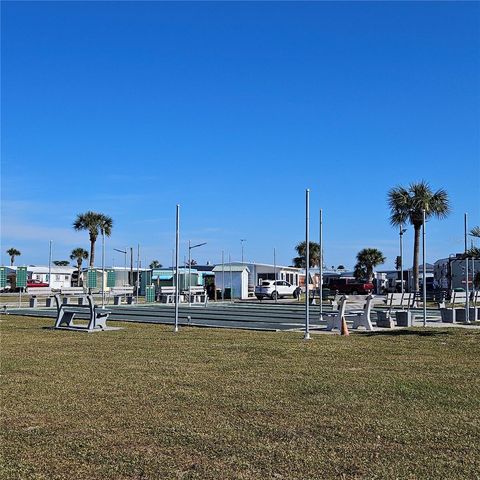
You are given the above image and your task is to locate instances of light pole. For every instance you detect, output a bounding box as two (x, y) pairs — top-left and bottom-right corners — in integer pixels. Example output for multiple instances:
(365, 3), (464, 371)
(174, 205), (180, 332)
(422, 209), (427, 327)
(101, 230), (106, 308)
(399, 225), (407, 294)
(222, 250), (225, 301)
(229, 253), (233, 302)
(48, 240), (52, 287)
(305, 189), (310, 340)
(136, 244), (140, 305)
(188, 240), (207, 307)
(319, 209), (323, 320)
(240, 239), (246, 264)
(273, 247), (277, 304)
(114, 248), (127, 286)
(465, 213), (470, 324)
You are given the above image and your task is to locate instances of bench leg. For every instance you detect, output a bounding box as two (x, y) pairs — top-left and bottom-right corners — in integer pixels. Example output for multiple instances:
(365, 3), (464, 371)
(92, 310), (109, 330)
(62, 297), (69, 305)
(326, 314), (341, 331)
(30, 297), (38, 308)
(352, 314), (374, 331)
(55, 310), (76, 328)
(114, 296), (121, 305)
(46, 297), (53, 307)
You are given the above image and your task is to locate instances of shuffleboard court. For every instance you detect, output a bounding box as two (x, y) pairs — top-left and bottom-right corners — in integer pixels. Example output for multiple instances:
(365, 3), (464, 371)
(8, 301), (445, 332)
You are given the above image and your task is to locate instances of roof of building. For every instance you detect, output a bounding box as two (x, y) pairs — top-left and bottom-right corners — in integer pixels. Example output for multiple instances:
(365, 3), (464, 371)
(212, 265), (250, 273)
(6, 265), (75, 274)
(230, 261), (301, 271)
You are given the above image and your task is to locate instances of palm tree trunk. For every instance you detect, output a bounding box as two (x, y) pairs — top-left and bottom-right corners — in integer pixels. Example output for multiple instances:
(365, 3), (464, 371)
(413, 224), (421, 292)
(77, 260), (82, 287)
(10, 256), (14, 266)
(89, 238), (95, 267)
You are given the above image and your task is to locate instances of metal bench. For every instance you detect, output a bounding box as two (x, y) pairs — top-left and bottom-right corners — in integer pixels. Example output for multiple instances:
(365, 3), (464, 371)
(59, 287), (86, 305)
(27, 287), (54, 307)
(158, 286), (182, 304)
(183, 286), (208, 305)
(109, 286), (135, 305)
(53, 294), (111, 331)
(351, 294), (375, 331)
(324, 295), (349, 331)
(376, 293), (415, 327)
(440, 290), (476, 323)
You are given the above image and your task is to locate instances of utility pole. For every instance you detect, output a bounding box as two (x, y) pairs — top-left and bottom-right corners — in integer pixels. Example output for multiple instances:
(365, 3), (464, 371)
(319, 209), (323, 319)
(465, 213), (470, 324)
(273, 247), (277, 304)
(400, 224), (406, 294)
(422, 210), (427, 327)
(174, 205), (180, 332)
(130, 247), (133, 287)
(136, 244), (140, 304)
(48, 240), (52, 287)
(305, 189), (310, 340)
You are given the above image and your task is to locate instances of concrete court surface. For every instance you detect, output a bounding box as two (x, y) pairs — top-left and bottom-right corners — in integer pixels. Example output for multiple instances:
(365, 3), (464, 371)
(5, 300), (477, 332)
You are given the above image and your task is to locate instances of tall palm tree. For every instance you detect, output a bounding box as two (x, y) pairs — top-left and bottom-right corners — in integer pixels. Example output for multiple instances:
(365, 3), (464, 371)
(293, 241), (320, 268)
(70, 248), (89, 286)
(354, 248), (386, 283)
(470, 226), (480, 241)
(73, 211), (113, 267)
(388, 181), (450, 292)
(468, 227), (480, 258)
(149, 260), (162, 269)
(6, 248), (21, 266)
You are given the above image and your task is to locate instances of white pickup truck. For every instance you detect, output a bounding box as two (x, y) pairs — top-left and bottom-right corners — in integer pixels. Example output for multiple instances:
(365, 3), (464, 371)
(255, 280), (301, 301)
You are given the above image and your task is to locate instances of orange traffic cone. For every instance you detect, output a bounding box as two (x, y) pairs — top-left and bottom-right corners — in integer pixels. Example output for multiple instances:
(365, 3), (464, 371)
(340, 316), (350, 336)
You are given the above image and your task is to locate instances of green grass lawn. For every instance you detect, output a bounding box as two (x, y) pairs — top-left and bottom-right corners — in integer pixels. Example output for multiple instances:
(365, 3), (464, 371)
(1, 316), (480, 479)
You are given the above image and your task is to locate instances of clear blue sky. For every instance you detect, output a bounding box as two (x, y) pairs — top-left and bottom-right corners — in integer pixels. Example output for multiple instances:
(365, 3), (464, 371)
(1, 1), (479, 269)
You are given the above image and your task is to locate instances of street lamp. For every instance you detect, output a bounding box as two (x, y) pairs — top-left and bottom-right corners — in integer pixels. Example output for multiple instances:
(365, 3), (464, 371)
(113, 248), (127, 286)
(240, 239), (246, 264)
(399, 225), (407, 294)
(188, 241), (207, 307)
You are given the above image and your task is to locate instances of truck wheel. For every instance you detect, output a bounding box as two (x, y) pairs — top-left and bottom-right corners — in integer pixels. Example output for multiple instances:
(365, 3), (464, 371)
(352, 290), (358, 295)
(256, 295), (263, 301)
(271, 291), (278, 300)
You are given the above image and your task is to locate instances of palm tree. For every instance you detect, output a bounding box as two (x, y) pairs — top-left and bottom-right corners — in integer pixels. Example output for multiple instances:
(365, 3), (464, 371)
(354, 248), (386, 283)
(293, 241), (320, 268)
(388, 181), (450, 292)
(53, 260), (70, 266)
(471, 226), (480, 241)
(6, 248), (21, 266)
(70, 248), (89, 286)
(73, 211), (113, 267)
(149, 260), (162, 269)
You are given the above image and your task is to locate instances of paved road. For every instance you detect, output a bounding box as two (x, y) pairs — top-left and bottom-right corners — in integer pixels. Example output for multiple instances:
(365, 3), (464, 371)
(6, 301), (455, 332)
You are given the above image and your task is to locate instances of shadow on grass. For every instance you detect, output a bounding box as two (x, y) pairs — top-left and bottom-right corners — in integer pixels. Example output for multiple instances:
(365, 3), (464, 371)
(362, 329), (452, 337)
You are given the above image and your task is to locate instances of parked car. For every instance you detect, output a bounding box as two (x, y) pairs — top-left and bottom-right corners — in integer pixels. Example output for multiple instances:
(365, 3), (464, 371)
(26, 279), (49, 288)
(255, 280), (301, 300)
(327, 277), (374, 295)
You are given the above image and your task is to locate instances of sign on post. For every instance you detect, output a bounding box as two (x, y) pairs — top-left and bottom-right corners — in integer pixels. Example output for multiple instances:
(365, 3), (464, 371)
(145, 285), (155, 303)
(87, 269), (97, 289)
(107, 269), (116, 288)
(16, 267), (27, 288)
(0, 267), (6, 288)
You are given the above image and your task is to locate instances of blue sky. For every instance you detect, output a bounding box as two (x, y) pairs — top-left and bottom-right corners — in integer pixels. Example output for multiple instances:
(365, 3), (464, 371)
(1, 1), (479, 269)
